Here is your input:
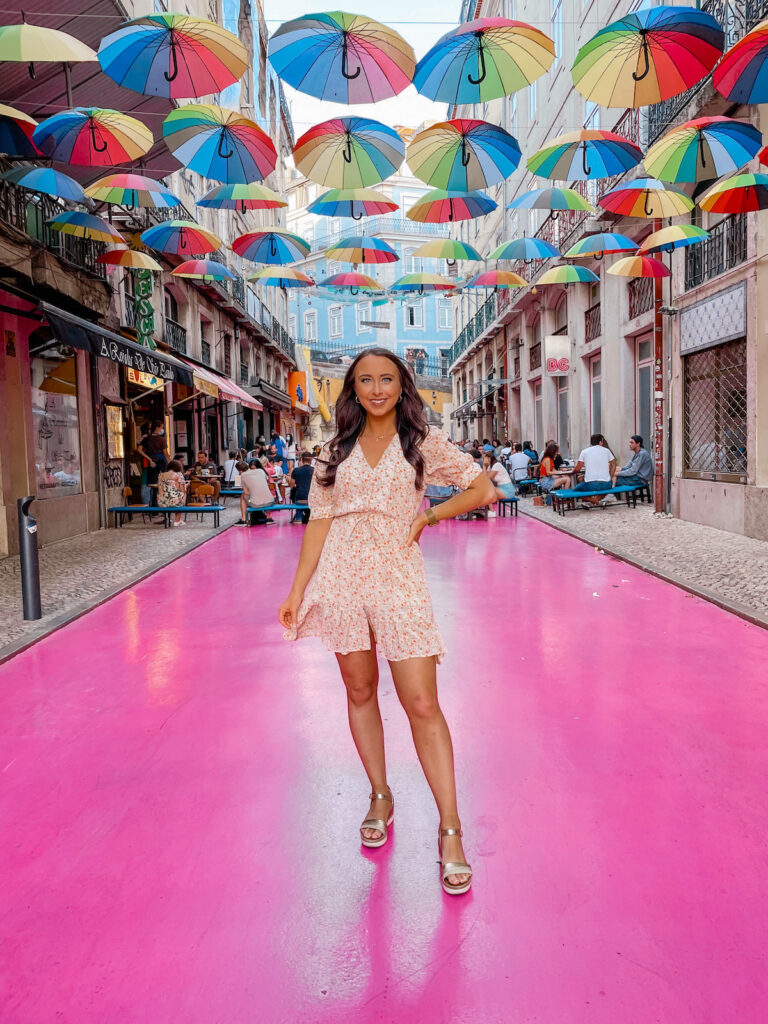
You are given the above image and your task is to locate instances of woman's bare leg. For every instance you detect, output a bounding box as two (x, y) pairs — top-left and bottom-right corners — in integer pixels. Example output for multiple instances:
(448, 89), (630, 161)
(389, 656), (470, 887)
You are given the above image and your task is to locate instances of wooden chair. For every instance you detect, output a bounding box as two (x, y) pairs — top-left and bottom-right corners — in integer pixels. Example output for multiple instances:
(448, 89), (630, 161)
(186, 483), (214, 521)
(121, 486), (149, 523)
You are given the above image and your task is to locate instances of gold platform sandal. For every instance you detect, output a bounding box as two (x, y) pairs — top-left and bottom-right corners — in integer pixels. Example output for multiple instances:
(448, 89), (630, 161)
(438, 827), (473, 895)
(360, 790), (394, 849)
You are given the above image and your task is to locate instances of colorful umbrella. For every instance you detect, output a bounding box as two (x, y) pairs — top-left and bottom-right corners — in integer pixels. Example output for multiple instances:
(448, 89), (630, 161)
(713, 19), (768, 104)
(196, 182), (286, 213)
(268, 12), (415, 104)
(565, 232), (639, 259)
(406, 189), (497, 224)
(598, 178), (694, 218)
(465, 270), (527, 288)
(249, 267), (315, 288)
(608, 255), (670, 278)
(47, 211), (125, 245)
(537, 265), (599, 286)
(644, 117), (763, 184)
(85, 173), (180, 209)
(0, 19), (96, 102)
(141, 220), (221, 256)
(413, 239), (483, 263)
(163, 105), (276, 184)
(507, 186), (595, 214)
(407, 118), (521, 191)
(572, 5), (724, 108)
(98, 13), (248, 99)
(527, 129), (642, 180)
(759, 145), (768, 168)
(390, 273), (455, 294)
(325, 235), (398, 265)
(699, 173), (768, 214)
(293, 117), (404, 188)
(97, 249), (162, 272)
(0, 166), (86, 202)
(414, 18), (555, 105)
(639, 224), (709, 254)
(489, 238), (560, 261)
(232, 229), (310, 264)
(307, 187), (398, 220)
(171, 259), (237, 281)
(318, 271), (381, 294)
(32, 107), (153, 167)
(0, 104), (39, 158)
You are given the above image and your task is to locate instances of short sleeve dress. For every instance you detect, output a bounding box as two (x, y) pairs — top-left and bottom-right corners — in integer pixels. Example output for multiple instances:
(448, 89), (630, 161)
(283, 428), (482, 664)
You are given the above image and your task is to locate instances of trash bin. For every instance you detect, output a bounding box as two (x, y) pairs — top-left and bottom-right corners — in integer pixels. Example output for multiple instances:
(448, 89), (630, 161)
(17, 496), (41, 620)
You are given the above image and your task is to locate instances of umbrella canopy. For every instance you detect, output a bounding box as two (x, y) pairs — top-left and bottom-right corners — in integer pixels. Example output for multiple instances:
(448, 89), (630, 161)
(565, 232), (639, 258)
(699, 173), (768, 214)
(414, 18), (555, 105)
(639, 224), (709, 254)
(413, 239), (483, 262)
(608, 255), (670, 278)
(598, 178), (694, 218)
(0, 19), (96, 73)
(318, 271), (381, 293)
(326, 235), (398, 265)
(465, 270), (527, 288)
(489, 238), (560, 261)
(85, 173), (180, 209)
(232, 229), (310, 265)
(0, 166), (86, 202)
(406, 189), (497, 224)
(163, 105), (276, 184)
(507, 186), (595, 213)
(572, 5), (724, 108)
(308, 187), (398, 219)
(713, 18), (768, 104)
(0, 104), (39, 158)
(268, 12), (415, 104)
(140, 220), (221, 256)
(97, 249), (162, 271)
(293, 117), (405, 188)
(644, 117), (762, 184)
(196, 182), (287, 212)
(390, 273), (455, 293)
(537, 265), (600, 286)
(47, 211), (124, 245)
(32, 107), (153, 167)
(249, 267), (315, 288)
(171, 259), (237, 280)
(98, 13), (248, 99)
(528, 129), (642, 180)
(407, 118), (521, 191)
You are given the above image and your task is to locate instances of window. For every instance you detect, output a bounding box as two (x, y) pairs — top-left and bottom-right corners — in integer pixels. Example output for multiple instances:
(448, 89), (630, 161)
(528, 79), (537, 122)
(288, 315), (296, 337)
(356, 301), (372, 332)
(329, 305), (343, 337)
(438, 298), (452, 330)
(400, 193), (421, 212)
(164, 288), (178, 323)
(303, 310), (318, 341)
(590, 353), (602, 435)
(327, 259), (342, 277)
(684, 338), (747, 480)
(223, 334), (232, 378)
(532, 379), (543, 451)
(552, 0), (563, 67)
(557, 377), (569, 457)
(635, 337), (653, 446)
(404, 247), (421, 274)
(31, 346), (82, 499)
(405, 300), (423, 329)
(201, 340), (211, 365)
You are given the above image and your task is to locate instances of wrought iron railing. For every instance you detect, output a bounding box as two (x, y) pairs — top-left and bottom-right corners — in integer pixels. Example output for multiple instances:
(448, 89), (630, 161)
(311, 216), (450, 251)
(163, 317), (187, 354)
(585, 302), (602, 343)
(685, 214), (748, 290)
(552, 324), (568, 336)
(628, 276), (655, 319)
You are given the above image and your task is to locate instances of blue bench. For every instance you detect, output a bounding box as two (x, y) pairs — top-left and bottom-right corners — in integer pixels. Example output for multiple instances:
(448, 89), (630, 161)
(245, 502), (308, 526)
(109, 504), (225, 528)
(551, 485), (643, 516)
(497, 496), (519, 517)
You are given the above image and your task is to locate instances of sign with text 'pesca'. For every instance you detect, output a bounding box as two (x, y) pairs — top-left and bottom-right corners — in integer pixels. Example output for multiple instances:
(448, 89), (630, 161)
(544, 335), (571, 376)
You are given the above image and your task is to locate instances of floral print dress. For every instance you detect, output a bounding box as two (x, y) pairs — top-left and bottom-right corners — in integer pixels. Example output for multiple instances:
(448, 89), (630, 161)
(284, 428), (481, 663)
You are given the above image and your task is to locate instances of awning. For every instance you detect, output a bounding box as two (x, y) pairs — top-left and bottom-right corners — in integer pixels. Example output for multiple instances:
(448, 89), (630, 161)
(450, 383), (504, 419)
(246, 376), (292, 410)
(42, 304), (194, 387)
(178, 358), (263, 411)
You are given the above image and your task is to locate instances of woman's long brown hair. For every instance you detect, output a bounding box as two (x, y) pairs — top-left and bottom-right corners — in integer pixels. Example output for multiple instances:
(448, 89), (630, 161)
(317, 348), (428, 488)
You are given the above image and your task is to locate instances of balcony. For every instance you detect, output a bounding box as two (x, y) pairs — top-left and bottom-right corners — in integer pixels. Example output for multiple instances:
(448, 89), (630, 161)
(311, 216), (450, 251)
(585, 302), (602, 344)
(529, 343), (542, 372)
(270, 316), (296, 362)
(685, 214), (748, 290)
(164, 317), (187, 354)
(628, 276), (655, 320)
(448, 291), (500, 366)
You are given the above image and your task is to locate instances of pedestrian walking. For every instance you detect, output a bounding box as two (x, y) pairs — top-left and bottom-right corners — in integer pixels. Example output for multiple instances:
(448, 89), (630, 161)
(279, 348), (495, 896)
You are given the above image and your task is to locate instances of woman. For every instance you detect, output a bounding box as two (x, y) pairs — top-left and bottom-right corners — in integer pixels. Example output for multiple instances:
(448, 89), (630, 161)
(538, 443), (570, 493)
(484, 452), (516, 501)
(279, 349), (495, 896)
(156, 459), (188, 526)
(284, 432), (297, 473)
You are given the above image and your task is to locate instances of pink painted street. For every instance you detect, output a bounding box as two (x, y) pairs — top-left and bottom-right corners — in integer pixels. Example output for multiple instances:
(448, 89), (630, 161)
(1, 516), (766, 1023)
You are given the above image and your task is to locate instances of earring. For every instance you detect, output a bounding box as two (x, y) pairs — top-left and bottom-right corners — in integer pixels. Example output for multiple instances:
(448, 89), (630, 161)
(354, 394), (361, 404)
(397, 393), (403, 404)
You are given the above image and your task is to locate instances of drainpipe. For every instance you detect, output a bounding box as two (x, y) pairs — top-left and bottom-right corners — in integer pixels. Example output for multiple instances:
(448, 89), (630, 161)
(90, 354), (107, 529)
(653, 219), (665, 512)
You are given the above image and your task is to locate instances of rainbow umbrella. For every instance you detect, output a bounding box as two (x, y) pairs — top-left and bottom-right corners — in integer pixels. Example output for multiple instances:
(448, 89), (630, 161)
(32, 107), (153, 167)
(413, 239), (483, 263)
(232, 229), (310, 264)
(85, 173), (180, 209)
(414, 18), (555, 105)
(608, 255), (670, 279)
(171, 259), (237, 281)
(0, 104), (39, 158)
(407, 118), (521, 191)
(537, 265), (599, 286)
(639, 224), (709, 254)
(565, 232), (639, 259)
(318, 272), (381, 294)
(163, 105), (276, 184)
(759, 145), (768, 168)
(390, 273), (455, 294)
(528, 130), (642, 180)
(598, 178), (694, 219)
(699, 173), (768, 214)
(0, 19), (96, 103)
(249, 267), (315, 288)
(507, 186), (595, 214)
(489, 238), (559, 261)
(0, 166), (86, 202)
(293, 117), (404, 188)
(465, 270), (527, 288)
(714, 19), (768, 104)
(308, 187), (398, 219)
(572, 5), (724, 108)
(47, 211), (125, 244)
(98, 249), (162, 272)
(644, 117), (763, 184)
(196, 182), (286, 213)
(268, 12), (415, 103)
(141, 220), (221, 256)
(407, 189), (497, 224)
(98, 13), (248, 99)
(325, 236), (398, 265)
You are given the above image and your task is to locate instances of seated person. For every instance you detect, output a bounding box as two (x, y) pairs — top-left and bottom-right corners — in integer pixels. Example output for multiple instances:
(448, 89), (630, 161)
(541, 439), (565, 469)
(157, 459), (188, 527)
(508, 442), (532, 484)
(287, 453), (314, 524)
(612, 435), (654, 490)
(573, 434), (616, 507)
(484, 453), (516, 502)
(538, 443), (570, 493)
(187, 450), (221, 503)
(522, 440), (538, 464)
(237, 460), (275, 526)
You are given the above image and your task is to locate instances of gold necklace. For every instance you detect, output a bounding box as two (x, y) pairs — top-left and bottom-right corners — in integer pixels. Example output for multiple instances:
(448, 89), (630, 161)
(363, 429), (397, 442)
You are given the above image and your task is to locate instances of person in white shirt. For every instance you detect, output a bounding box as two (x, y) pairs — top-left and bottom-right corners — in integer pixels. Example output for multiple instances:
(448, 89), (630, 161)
(573, 434), (616, 507)
(484, 453), (516, 501)
(237, 460), (275, 525)
(222, 451), (239, 486)
(508, 442), (532, 484)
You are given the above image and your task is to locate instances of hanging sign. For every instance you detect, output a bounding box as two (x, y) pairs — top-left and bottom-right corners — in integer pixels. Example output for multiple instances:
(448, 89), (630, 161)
(127, 367), (164, 389)
(544, 335), (571, 376)
(134, 269), (156, 350)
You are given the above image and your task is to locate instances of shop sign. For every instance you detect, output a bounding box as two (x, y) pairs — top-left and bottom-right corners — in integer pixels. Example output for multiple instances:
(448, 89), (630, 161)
(127, 367), (164, 389)
(134, 269), (156, 350)
(192, 373), (219, 398)
(289, 370), (307, 409)
(544, 334), (571, 376)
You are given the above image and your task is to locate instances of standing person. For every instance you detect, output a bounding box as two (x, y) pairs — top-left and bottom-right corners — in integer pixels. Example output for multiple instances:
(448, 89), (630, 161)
(137, 421), (169, 504)
(573, 433), (616, 507)
(287, 452), (314, 524)
(279, 348), (495, 896)
(237, 460), (275, 525)
(284, 433), (297, 473)
(156, 459), (188, 527)
(222, 451), (239, 486)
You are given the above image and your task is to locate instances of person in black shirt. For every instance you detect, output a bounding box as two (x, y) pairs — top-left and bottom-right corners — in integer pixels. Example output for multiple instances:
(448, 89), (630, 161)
(287, 453), (314, 524)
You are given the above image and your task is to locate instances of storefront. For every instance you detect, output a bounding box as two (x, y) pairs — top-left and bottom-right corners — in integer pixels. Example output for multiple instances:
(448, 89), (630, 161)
(246, 375), (293, 441)
(177, 357), (263, 462)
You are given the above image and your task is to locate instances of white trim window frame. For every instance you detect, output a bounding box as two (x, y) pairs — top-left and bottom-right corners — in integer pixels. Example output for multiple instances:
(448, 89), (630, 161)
(405, 299), (424, 330)
(356, 300), (372, 333)
(438, 297), (452, 330)
(329, 305), (343, 338)
(303, 309), (318, 342)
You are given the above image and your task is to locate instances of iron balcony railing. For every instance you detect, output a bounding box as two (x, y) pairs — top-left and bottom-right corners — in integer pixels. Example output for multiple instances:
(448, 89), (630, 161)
(164, 317), (187, 354)
(585, 302), (602, 344)
(628, 276), (655, 320)
(270, 315), (296, 361)
(311, 216), (450, 252)
(685, 214), (748, 289)
(299, 339), (449, 378)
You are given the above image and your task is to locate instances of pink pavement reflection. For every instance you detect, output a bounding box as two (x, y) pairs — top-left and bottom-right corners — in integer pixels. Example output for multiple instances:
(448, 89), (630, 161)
(1, 515), (767, 1023)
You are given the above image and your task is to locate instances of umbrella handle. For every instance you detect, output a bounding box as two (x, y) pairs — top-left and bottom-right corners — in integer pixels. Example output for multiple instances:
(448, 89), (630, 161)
(270, 237), (277, 258)
(632, 30), (650, 82)
(28, 62), (36, 80)
(352, 211), (362, 221)
(90, 121), (108, 154)
(164, 37), (179, 83)
(447, 258), (456, 267)
(240, 200), (247, 214)
(643, 191), (653, 217)
(217, 132), (234, 160)
(448, 199), (454, 222)
(461, 139), (471, 167)
(180, 235), (187, 251)
(350, 287), (359, 296)
(341, 33), (361, 80)
(582, 144), (592, 177)
(551, 211), (560, 221)
(468, 32), (487, 86)
(698, 131), (707, 172)
(343, 136), (353, 163)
